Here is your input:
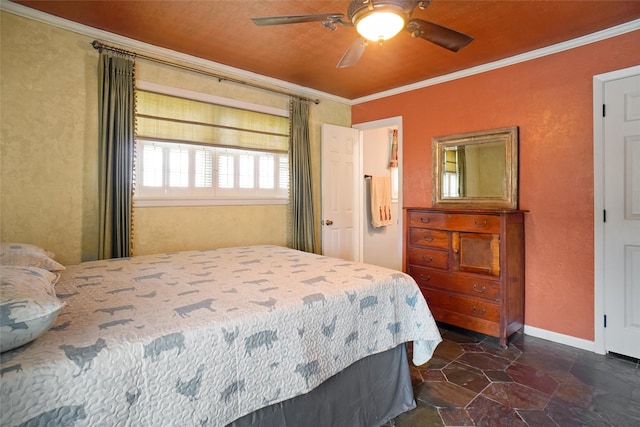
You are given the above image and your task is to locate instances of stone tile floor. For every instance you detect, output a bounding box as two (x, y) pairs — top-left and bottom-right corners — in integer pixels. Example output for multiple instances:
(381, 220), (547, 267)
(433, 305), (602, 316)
(389, 325), (640, 427)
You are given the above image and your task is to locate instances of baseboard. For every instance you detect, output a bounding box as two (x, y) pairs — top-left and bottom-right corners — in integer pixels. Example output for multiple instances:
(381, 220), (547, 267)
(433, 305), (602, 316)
(523, 325), (597, 353)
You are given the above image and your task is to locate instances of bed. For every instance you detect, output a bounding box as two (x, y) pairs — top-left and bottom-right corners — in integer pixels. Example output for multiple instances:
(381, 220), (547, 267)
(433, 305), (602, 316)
(1, 245), (441, 427)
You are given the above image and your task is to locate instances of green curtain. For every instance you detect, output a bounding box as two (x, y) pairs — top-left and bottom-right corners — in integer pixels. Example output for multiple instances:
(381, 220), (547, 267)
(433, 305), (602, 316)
(97, 52), (135, 259)
(288, 98), (316, 253)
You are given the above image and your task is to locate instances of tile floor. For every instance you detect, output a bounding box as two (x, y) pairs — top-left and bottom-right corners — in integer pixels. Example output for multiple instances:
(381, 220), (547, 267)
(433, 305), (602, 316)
(389, 325), (640, 427)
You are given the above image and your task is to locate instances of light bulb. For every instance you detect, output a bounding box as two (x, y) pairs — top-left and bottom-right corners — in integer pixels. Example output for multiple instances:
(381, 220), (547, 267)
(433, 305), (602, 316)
(356, 11), (405, 42)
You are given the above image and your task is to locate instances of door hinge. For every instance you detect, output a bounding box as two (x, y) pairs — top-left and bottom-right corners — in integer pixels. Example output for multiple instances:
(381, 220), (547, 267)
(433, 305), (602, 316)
(604, 314), (607, 328)
(603, 209), (607, 223)
(602, 104), (606, 117)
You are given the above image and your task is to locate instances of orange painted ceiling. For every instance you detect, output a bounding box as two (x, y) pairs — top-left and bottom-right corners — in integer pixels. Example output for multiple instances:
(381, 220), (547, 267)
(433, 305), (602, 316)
(13, 0), (640, 99)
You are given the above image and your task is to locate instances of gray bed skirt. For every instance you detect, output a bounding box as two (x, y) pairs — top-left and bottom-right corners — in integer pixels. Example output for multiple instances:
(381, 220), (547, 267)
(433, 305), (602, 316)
(227, 343), (415, 427)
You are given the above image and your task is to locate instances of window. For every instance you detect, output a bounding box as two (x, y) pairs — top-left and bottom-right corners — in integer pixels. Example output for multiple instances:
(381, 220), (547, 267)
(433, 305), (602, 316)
(136, 140), (288, 203)
(391, 167), (399, 202)
(442, 171), (459, 198)
(134, 82), (289, 206)
(442, 147), (460, 197)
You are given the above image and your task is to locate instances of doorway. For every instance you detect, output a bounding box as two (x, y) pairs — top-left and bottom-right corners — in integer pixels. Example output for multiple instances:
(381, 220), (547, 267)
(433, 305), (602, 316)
(593, 65), (640, 357)
(354, 117), (403, 270)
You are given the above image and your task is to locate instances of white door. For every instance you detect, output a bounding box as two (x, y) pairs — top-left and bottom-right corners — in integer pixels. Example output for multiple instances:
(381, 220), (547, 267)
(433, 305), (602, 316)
(603, 73), (640, 358)
(321, 124), (360, 261)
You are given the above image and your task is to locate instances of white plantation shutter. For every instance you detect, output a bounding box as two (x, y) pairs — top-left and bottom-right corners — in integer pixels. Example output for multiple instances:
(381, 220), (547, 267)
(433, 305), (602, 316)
(259, 155), (275, 189)
(169, 146), (189, 187)
(279, 157), (289, 191)
(142, 144), (163, 187)
(217, 153), (234, 189)
(194, 148), (213, 188)
(238, 154), (254, 189)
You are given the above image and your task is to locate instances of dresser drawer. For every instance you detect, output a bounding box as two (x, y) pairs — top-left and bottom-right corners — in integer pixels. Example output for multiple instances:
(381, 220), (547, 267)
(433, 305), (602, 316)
(427, 305), (500, 338)
(446, 214), (500, 233)
(407, 247), (448, 269)
(409, 227), (449, 249)
(408, 210), (500, 233)
(408, 211), (449, 229)
(420, 288), (500, 322)
(408, 266), (501, 301)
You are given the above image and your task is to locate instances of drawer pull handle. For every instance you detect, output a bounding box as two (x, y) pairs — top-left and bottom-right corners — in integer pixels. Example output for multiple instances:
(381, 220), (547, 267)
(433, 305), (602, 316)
(472, 284), (486, 293)
(473, 219), (488, 228)
(472, 306), (486, 315)
(422, 232), (434, 242)
(420, 217), (431, 224)
(422, 256), (433, 263)
(419, 274), (431, 282)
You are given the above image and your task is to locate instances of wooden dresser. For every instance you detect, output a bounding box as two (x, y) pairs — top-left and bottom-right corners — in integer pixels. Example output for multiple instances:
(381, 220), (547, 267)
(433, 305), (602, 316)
(405, 208), (525, 347)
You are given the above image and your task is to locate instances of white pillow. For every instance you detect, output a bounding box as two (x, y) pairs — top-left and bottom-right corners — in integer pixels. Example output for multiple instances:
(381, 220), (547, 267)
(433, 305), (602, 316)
(0, 266), (66, 352)
(0, 242), (65, 271)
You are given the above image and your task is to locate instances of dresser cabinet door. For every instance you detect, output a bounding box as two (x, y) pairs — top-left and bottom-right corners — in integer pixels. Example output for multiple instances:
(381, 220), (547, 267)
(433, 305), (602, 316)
(453, 232), (500, 276)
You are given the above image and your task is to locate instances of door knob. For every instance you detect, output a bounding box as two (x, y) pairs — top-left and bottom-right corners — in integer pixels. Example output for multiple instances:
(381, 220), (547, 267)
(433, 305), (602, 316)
(325, 219), (333, 225)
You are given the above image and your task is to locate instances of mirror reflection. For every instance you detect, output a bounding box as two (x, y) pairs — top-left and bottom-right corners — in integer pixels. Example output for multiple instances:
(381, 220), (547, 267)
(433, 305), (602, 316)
(432, 127), (518, 209)
(441, 141), (506, 198)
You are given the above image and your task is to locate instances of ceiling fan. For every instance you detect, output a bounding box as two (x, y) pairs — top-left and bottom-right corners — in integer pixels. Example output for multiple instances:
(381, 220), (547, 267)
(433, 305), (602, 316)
(251, 0), (473, 68)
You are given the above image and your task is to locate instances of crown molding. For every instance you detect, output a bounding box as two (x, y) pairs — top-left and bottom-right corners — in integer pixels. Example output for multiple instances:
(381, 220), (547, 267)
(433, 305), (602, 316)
(352, 19), (640, 104)
(2, 0), (638, 106)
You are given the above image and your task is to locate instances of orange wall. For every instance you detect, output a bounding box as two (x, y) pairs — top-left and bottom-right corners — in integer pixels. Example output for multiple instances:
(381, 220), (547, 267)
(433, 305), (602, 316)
(352, 31), (640, 341)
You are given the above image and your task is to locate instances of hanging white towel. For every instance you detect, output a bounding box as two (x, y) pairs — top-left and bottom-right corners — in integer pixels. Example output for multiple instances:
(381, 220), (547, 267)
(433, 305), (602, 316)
(370, 175), (392, 227)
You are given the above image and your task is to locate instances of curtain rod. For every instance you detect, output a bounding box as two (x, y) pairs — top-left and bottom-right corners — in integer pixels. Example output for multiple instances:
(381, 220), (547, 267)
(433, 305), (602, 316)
(91, 40), (320, 105)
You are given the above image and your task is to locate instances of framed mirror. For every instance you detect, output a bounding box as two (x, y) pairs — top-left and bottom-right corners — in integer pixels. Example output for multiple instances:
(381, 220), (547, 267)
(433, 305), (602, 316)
(432, 126), (519, 209)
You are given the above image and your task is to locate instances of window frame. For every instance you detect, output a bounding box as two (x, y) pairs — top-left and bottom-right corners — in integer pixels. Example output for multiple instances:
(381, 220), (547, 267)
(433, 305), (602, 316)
(134, 81), (289, 207)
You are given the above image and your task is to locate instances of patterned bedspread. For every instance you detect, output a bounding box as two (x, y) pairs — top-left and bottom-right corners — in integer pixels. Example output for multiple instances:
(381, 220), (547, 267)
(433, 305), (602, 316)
(1, 245), (441, 427)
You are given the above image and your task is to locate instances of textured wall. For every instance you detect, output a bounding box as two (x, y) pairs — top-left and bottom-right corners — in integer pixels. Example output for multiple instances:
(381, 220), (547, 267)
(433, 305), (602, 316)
(352, 30), (640, 342)
(133, 205), (288, 255)
(1, 12), (99, 265)
(0, 11), (351, 263)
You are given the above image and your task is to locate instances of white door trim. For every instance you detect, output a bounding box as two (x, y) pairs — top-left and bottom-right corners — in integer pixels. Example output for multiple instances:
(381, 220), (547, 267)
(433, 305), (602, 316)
(593, 65), (640, 355)
(353, 116), (403, 263)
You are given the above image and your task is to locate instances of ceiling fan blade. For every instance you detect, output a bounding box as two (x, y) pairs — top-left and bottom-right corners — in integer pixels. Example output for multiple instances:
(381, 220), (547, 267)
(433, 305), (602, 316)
(252, 13), (346, 26)
(336, 38), (366, 68)
(406, 19), (473, 52)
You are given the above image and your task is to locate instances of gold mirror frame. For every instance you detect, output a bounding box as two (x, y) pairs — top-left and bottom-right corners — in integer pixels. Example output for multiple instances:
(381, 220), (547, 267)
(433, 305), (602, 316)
(432, 126), (519, 209)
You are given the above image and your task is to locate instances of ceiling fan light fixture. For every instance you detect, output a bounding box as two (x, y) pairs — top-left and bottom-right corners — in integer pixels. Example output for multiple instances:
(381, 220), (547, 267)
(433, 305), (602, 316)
(355, 10), (406, 42)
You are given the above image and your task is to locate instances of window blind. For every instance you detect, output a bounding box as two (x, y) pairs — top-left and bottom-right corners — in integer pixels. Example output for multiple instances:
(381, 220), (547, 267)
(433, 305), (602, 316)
(444, 148), (458, 173)
(136, 90), (289, 152)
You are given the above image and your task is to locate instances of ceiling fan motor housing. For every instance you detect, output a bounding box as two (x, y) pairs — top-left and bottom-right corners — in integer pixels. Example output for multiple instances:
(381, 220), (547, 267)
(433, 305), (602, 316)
(347, 0), (422, 24)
